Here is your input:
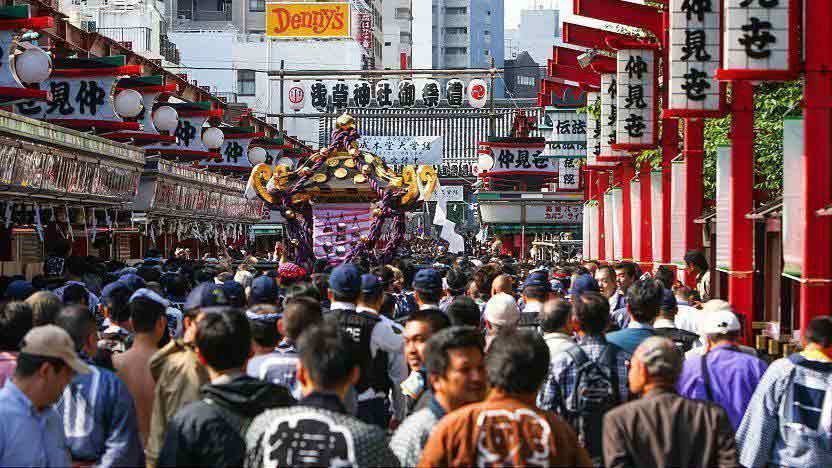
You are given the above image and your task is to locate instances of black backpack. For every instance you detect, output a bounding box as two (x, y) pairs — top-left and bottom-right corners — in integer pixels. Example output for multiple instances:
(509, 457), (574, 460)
(563, 344), (623, 465)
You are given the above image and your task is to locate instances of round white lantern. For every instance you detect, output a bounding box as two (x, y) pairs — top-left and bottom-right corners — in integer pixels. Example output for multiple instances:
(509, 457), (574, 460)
(287, 80), (306, 111)
(202, 127), (224, 149)
(467, 79), (488, 109)
(478, 153), (494, 171)
(14, 47), (51, 83)
(276, 157), (295, 169)
(152, 106), (179, 132)
(114, 89), (143, 118)
(247, 146), (268, 165)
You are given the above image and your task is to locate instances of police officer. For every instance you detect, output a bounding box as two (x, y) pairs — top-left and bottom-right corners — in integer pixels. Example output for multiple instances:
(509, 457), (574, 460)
(330, 265), (407, 429)
(412, 269), (443, 313)
(518, 270), (550, 330)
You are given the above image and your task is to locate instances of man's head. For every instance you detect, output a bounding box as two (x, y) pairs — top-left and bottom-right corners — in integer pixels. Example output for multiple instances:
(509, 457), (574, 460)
(5, 280), (35, 301)
(684, 250), (709, 275)
(583, 260), (600, 275)
(129, 296), (167, 341)
(15, 325), (91, 408)
(626, 279), (663, 325)
(699, 300), (742, 344)
(54, 305), (97, 355)
(658, 289), (678, 321)
(26, 291), (62, 327)
(184, 282), (230, 342)
(247, 304), (280, 351)
(250, 275), (278, 305)
(444, 268), (467, 297)
(328, 263), (361, 304)
(62, 284), (89, 307)
(805, 316), (832, 356)
(277, 262), (308, 287)
(403, 310), (451, 372)
(483, 293), (520, 334)
(614, 262), (638, 293)
(195, 308), (251, 373)
(491, 274), (514, 297)
(522, 271), (550, 303)
(629, 336), (683, 395)
(280, 296), (323, 343)
(425, 327), (486, 410)
(0, 301), (33, 352)
(101, 282), (133, 324)
(573, 291), (610, 335)
(539, 299), (572, 334)
(445, 296), (481, 328)
(595, 265), (617, 298)
(296, 323), (360, 398)
(472, 265), (500, 300)
(485, 330), (550, 396)
(413, 269), (443, 306)
(569, 273), (600, 300)
(65, 256), (87, 278)
(358, 273), (385, 310)
(654, 265), (675, 290)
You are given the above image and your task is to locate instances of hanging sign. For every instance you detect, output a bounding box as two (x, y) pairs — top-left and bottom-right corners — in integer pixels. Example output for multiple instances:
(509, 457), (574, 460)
(266, 2), (351, 39)
(782, 117), (804, 278)
(615, 49), (657, 150)
(331, 80), (349, 110)
(309, 80), (328, 111)
(544, 109), (587, 158)
(670, 159), (687, 265)
(204, 127), (264, 170)
(631, 178), (642, 261)
(375, 80), (394, 108)
(428, 185), (464, 203)
(599, 73), (627, 162)
(352, 80), (372, 108)
(421, 80), (440, 108)
(650, 171), (665, 263)
(484, 141), (554, 175)
(446, 79), (464, 107)
(558, 158), (581, 191)
(358, 13), (373, 51)
(466, 78), (488, 109)
(358, 135), (443, 165)
(398, 80), (416, 107)
(19, 76), (115, 121)
(715, 145), (732, 271)
(667, 0), (725, 116)
(287, 80), (306, 111)
(585, 92), (603, 167)
(718, 0), (799, 81)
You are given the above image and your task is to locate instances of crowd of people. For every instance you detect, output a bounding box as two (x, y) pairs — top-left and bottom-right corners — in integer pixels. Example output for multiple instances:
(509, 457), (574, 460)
(0, 245), (829, 467)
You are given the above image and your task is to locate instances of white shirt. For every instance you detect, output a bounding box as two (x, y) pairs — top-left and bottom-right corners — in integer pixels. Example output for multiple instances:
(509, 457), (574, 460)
(674, 303), (699, 333)
(522, 301), (544, 314)
(419, 304), (441, 312)
(331, 301), (356, 311)
(653, 318), (676, 329)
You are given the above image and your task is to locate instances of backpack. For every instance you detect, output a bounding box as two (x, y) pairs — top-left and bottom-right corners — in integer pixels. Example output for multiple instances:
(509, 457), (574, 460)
(777, 354), (832, 455)
(563, 344), (623, 464)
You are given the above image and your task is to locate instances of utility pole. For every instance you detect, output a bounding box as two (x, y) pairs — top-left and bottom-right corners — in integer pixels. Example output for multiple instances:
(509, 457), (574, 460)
(278, 60), (285, 135)
(489, 56), (496, 138)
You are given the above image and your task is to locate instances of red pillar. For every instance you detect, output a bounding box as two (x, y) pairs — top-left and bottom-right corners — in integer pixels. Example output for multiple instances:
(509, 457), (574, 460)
(620, 161), (634, 260)
(729, 81), (755, 344)
(639, 163), (653, 266)
(597, 172), (610, 260)
(683, 118), (705, 286)
(661, 118), (679, 265)
(800, 0), (832, 329)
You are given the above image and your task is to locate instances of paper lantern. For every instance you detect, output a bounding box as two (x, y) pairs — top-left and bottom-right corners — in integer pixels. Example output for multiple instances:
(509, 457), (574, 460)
(113, 89), (143, 118)
(152, 106), (178, 132)
(421, 79), (440, 108)
(201, 127), (224, 149)
(398, 79), (416, 107)
(248, 146), (268, 165)
(466, 79), (488, 108)
(287, 80), (306, 111)
(14, 47), (51, 83)
(375, 80), (394, 108)
(446, 79), (465, 107)
(352, 80), (372, 108)
(478, 153), (494, 171)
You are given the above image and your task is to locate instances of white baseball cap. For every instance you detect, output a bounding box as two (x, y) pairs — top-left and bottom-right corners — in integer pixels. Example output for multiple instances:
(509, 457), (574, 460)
(20, 325), (91, 374)
(699, 300), (741, 335)
(484, 293), (520, 326)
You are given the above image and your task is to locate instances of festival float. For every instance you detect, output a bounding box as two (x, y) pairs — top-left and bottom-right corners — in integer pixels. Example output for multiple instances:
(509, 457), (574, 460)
(246, 114), (437, 264)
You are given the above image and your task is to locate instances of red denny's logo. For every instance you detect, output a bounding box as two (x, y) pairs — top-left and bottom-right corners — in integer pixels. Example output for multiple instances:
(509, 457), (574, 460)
(269, 4), (350, 37)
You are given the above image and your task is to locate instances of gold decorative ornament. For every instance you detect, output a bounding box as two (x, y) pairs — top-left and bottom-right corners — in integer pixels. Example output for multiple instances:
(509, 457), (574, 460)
(312, 173), (327, 183)
(335, 113), (356, 131)
(327, 158), (341, 167)
(361, 164), (372, 175)
(344, 158), (356, 168)
(298, 167), (312, 177)
(354, 174), (367, 184)
(372, 208), (383, 217)
(290, 238), (299, 246)
(364, 153), (375, 164)
(284, 210), (296, 219)
(334, 168), (348, 179)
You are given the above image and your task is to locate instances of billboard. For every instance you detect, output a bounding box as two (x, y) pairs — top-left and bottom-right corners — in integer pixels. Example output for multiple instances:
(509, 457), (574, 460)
(266, 2), (351, 38)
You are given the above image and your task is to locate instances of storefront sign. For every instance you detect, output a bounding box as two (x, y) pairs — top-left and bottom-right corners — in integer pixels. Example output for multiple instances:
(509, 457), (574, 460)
(526, 203), (583, 224)
(428, 185), (464, 203)
(486, 144), (554, 175)
(558, 158), (581, 191)
(266, 2), (351, 38)
(616, 49), (657, 149)
(544, 109), (587, 158)
(600, 73), (626, 161)
(358, 135), (442, 165)
(18, 77), (118, 121)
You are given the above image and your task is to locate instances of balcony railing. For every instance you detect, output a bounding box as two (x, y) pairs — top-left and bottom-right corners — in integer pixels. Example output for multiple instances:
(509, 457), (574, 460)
(97, 27), (152, 53)
(176, 9), (232, 22)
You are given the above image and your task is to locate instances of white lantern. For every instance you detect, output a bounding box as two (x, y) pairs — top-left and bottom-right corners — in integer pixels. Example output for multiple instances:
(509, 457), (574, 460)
(478, 153), (494, 171)
(202, 127), (224, 149)
(467, 79), (488, 109)
(247, 146), (268, 165)
(287, 80), (306, 111)
(276, 157), (295, 169)
(14, 47), (51, 84)
(446, 79), (465, 107)
(421, 79), (440, 108)
(113, 89), (143, 118)
(152, 105), (179, 132)
(375, 80), (394, 108)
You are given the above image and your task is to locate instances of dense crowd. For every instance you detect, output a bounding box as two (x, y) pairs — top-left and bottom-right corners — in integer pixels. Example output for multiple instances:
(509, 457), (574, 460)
(0, 246), (830, 467)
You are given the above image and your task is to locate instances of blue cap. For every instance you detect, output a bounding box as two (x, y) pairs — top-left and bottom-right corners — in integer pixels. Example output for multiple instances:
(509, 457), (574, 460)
(184, 282), (229, 312)
(569, 273), (600, 299)
(129, 288), (170, 308)
(118, 273), (146, 293)
(522, 271), (551, 292)
(101, 282), (131, 305)
(413, 268), (442, 294)
(361, 274), (383, 295)
(5, 280), (35, 301)
(250, 275), (278, 305)
(222, 280), (247, 307)
(329, 264), (361, 295)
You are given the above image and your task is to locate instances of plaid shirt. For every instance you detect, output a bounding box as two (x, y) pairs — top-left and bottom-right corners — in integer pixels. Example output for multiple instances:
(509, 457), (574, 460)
(537, 334), (632, 415)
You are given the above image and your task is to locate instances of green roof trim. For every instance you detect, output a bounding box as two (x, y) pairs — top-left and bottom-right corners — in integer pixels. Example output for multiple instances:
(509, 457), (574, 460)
(118, 75), (165, 88)
(166, 102), (213, 112)
(0, 5), (30, 20)
(220, 126), (256, 135)
(256, 137), (287, 146)
(53, 55), (127, 69)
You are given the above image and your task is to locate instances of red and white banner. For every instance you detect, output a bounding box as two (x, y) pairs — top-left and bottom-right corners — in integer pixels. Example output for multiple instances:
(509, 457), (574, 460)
(358, 13), (373, 52)
(650, 171), (665, 263)
(616, 49), (657, 150)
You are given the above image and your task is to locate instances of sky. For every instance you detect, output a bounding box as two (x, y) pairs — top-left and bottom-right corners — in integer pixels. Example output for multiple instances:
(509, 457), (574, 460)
(504, 0), (562, 30)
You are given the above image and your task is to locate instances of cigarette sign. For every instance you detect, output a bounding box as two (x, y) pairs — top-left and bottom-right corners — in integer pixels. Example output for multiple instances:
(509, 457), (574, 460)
(266, 2), (351, 38)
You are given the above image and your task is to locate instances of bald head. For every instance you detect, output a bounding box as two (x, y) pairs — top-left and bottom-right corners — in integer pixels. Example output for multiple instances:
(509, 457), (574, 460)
(629, 336), (683, 394)
(491, 275), (514, 297)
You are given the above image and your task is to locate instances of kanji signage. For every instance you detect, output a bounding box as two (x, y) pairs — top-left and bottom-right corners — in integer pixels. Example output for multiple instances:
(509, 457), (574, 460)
(446, 79), (464, 107)
(428, 185), (464, 203)
(719, 0), (799, 81)
(433, 162), (474, 178)
(526, 203), (584, 224)
(543, 108), (587, 158)
(203, 127), (264, 170)
(20, 77), (114, 121)
(398, 80), (416, 107)
(375, 80), (394, 108)
(331, 80), (349, 110)
(310, 80), (328, 111)
(584, 92), (605, 167)
(352, 80), (372, 108)
(558, 158), (581, 191)
(358, 13), (373, 51)
(668, 0), (726, 116)
(421, 80), (440, 108)
(600, 73), (627, 161)
(358, 135), (442, 165)
(615, 49), (657, 150)
(483, 142), (554, 176)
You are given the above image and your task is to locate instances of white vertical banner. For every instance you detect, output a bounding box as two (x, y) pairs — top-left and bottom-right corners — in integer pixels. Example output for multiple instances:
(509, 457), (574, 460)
(669, 0), (723, 113)
(600, 73), (626, 162)
(670, 160), (687, 265)
(715, 146), (732, 271)
(616, 49), (656, 147)
(558, 158), (581, 190)
(631, 178), (642, 262)
(782, 117), (804, 278)
(589, 203), (599, 260)
(612, 188), (624, 261)
(586, 92), (601, 166)
(603, 191), (615, 261)
(722, 0), (795, 77)
(650, 171), (665, 262)
(583, 204), (591, 260)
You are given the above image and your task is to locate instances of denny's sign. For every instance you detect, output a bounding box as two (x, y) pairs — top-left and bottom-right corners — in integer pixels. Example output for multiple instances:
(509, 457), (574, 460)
(266, 2), (351, 38)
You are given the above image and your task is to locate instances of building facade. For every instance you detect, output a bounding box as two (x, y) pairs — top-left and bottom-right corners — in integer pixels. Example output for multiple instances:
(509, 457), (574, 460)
(381, 0), (413, 69)
(504, 51), (541, 99)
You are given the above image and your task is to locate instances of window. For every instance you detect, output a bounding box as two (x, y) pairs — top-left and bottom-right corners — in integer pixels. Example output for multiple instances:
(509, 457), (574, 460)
(446, 7), (467, 14)
(238, 69), (256, 96)
(249, 0), (264, 12)
(445, 27), (467, 34)
(518, 76), (536, 86)
(385, 41), (392, 46)
(446, 47), (468, 55)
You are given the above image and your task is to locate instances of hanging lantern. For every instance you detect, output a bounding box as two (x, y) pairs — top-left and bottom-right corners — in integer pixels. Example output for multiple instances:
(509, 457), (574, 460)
(248, 146), (268, 165)
(467, 78), (488, 109)
(275, 157), (294, 169)
(398, 79), (416, 107)
(201, 127), (224, 149)
(478, 153), (494, 171)
(446, 79), (465, 107)
(309, 80), (328, 111)
(14, 47), (51, 84)
(287, 80), (306, 111)
(352, 80), (372, 108)
(421, 79), (440, 108)
(375, 80), (394, 108)
(152, 106), (178, 132)
(113, 89), (144, 118)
